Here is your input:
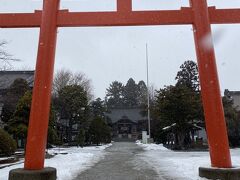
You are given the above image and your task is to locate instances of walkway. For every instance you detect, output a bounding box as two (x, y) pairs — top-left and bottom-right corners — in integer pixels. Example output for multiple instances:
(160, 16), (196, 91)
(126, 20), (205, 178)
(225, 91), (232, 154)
(74, 142), (162, 180)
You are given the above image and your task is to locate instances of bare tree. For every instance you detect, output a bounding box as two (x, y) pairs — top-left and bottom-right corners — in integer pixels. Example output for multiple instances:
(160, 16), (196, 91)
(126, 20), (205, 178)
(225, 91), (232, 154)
(0, 41), (20, 70)
(53, 69), (72, 95)
(72, 72), (94, 101)
(53, 69), (94, 102)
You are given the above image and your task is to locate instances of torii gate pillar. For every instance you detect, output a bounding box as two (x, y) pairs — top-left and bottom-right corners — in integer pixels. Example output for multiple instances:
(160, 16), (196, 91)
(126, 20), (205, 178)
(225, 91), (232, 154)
(24, 0), (60, 170)
(9, 0), (59, 179)
(190, 0), (232, 168)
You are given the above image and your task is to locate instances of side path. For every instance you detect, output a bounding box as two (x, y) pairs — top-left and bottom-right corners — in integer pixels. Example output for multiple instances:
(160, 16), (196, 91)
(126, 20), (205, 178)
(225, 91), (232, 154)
(74, 142), (163, 180)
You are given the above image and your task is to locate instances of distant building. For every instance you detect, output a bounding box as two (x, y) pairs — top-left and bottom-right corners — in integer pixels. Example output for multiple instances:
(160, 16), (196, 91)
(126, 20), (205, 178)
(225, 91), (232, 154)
(0, 71), (34, 127)
(56, 118), (81, 144)
(224, 89), (240, 111)
(105, 108), (148, 141)
(162, 121), (207, 149)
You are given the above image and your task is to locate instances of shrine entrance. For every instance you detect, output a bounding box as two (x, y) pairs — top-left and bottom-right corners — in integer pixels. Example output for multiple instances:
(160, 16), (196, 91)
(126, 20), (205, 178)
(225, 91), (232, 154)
(2, 0), (240, 179)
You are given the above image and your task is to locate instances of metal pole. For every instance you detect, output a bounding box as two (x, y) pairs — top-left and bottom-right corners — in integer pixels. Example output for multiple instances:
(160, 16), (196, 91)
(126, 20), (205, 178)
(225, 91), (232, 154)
(190, 0), (231, 168)
(24, 0), (60, 170)
(146, 44), (151, 138)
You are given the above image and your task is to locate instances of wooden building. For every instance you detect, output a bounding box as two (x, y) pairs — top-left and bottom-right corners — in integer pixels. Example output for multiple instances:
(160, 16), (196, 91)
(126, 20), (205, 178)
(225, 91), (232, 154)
(105, 108), (148, 141)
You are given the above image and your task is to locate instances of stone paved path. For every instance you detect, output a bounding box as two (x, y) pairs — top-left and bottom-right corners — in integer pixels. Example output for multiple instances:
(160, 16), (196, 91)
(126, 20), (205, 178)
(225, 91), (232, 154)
(74, 142), (163, 180)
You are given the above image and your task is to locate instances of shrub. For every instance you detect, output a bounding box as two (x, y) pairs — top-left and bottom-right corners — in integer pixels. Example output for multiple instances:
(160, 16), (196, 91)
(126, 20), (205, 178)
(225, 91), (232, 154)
(88, 117), (112, 145)
(76, 129), (85, 148)
(0, 129), (17, 156)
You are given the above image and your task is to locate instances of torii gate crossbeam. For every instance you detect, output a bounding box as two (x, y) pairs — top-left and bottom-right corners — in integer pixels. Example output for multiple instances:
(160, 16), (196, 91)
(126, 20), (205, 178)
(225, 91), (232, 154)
(1, 0), (238, 172)
(1, 7), (240, 28)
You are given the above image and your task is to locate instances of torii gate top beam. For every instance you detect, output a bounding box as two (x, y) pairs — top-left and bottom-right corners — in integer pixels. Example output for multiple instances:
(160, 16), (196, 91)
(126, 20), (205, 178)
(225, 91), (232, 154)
(1, 6), (240, 28)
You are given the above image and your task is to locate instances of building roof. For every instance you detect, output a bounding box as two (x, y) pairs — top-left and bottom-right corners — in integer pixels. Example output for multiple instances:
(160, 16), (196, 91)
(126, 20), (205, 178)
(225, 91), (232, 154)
(224, 89), (240, 96)
(224, 89), (240, 111)
(162, 122), (202, 132)
(0, 71), (34, 90)
(230, 92), (240, 95)
(105, 108), (147, 123)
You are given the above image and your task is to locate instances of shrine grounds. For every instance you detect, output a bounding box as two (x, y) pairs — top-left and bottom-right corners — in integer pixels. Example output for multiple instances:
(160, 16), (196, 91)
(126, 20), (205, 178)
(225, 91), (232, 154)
(1, 141), (240, 180)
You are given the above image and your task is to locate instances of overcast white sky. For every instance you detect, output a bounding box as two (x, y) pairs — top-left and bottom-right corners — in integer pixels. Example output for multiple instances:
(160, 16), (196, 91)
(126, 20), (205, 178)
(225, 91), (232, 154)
(1, 0), (240, 99)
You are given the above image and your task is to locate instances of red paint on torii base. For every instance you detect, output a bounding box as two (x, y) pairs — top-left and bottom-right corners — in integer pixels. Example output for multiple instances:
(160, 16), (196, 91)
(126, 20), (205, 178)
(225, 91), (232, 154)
(0, 0), (237, 169)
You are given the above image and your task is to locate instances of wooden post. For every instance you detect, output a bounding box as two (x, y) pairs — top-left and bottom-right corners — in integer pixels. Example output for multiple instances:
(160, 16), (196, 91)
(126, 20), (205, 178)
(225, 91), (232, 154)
(190, 0), (232, 168)
(24, 0), (60, 170)
(117, 0), (132, 12)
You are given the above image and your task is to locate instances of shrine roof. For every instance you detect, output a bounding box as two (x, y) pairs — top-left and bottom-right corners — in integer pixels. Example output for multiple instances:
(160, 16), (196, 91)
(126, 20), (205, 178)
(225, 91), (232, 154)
(105, 108), (147, 123)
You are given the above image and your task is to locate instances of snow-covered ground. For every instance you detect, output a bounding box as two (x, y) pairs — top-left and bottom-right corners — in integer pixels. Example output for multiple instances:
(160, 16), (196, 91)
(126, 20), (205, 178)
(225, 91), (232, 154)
(137, 141), (240, 180)
(2, 142), (240, 180)
(0, 144), (112, 180)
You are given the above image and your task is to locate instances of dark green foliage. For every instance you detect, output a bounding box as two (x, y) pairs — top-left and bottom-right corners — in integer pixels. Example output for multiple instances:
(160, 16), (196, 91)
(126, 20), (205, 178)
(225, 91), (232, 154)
(156, 85), (200, 124)
(7, 91), (32, 147)
(137, 80), (148, 106)
(88, 117), (111, 145)
(154, 85), (201, 148)
(0, 129), (17, 156)
(47, 127), (58, 145)
(55, 84), (89, 142)
(91, 98), (106, 119)
(47, 109), (59, 145)
(105, 78), (149, 108)
(123, 78), (138, 107)
(6, 91), (58, 147)
(106, 81), (124, 108)
(12, 91), (32, 123)
(1, 78), (30, 123)
(56, 85), (88, 121)
(175, 60), (200, 92)
(175, 60), (204, 124)
(222, 96), (240, 147)
(76, 129), (85, 147)
(13, 124), (28, 142)
(153, 60), (203, 149)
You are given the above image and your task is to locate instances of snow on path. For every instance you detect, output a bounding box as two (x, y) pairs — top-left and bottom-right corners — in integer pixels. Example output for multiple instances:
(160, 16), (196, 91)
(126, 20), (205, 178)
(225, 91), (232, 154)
(0, 144), (112, 180)
(137, 142), (240, 180)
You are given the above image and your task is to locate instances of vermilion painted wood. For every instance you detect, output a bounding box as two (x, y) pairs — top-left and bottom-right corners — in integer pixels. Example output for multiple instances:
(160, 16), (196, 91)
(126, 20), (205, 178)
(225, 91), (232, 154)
(57, 8), (193, 27)
(24, 0), (60, 170)
(1, 7), (240, 28)
(0, 0), (237, 170)
(0, 11), (41, 28)
(190, 0), (232, 168)
(209, 7), (240, 24)
(117, 0), (132, 12)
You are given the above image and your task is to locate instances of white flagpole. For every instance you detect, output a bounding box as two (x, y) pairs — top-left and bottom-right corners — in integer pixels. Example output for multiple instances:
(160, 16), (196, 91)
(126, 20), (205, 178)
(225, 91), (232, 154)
(146, 43), (151, 139)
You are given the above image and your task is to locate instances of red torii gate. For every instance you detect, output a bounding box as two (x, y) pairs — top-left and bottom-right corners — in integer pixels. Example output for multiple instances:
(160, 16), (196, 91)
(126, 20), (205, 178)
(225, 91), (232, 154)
(1, 0), (239, 177)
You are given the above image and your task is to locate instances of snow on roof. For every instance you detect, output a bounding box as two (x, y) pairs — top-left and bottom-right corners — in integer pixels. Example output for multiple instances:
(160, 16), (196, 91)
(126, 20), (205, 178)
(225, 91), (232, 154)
(162, 123), (176, 130)
(162, 123), (203, 131)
